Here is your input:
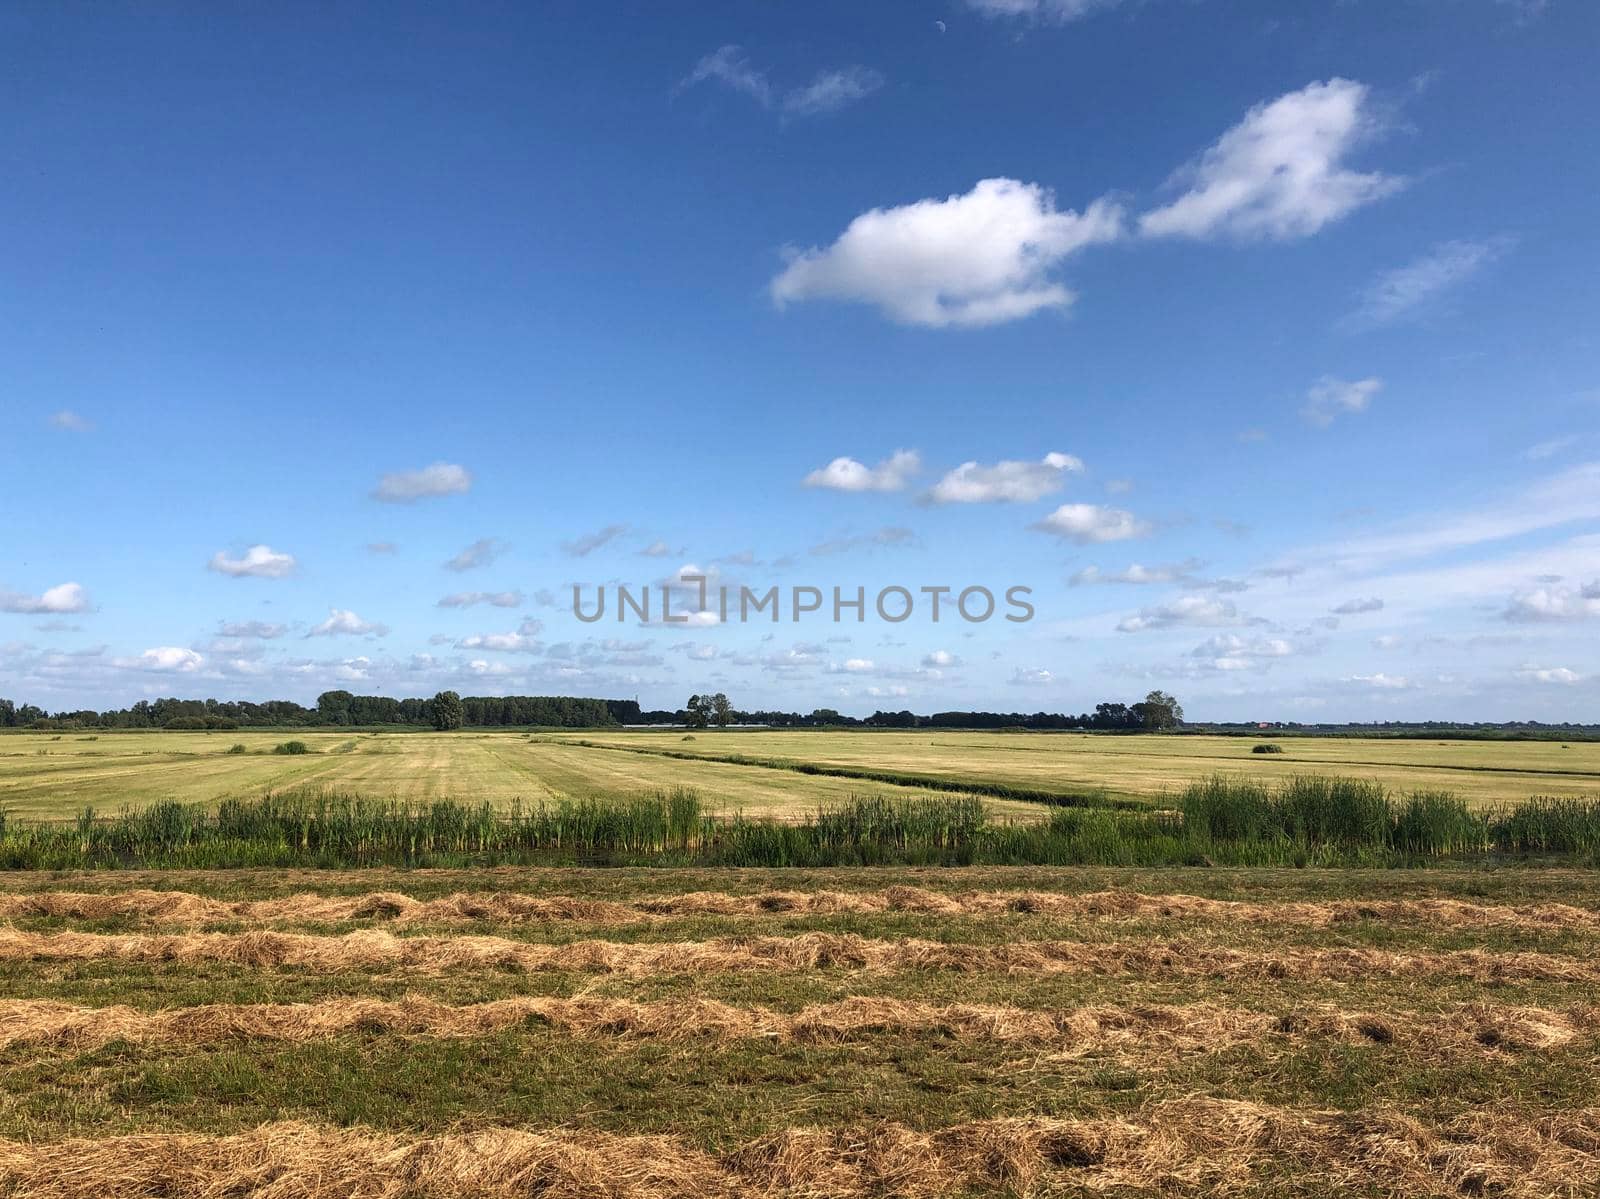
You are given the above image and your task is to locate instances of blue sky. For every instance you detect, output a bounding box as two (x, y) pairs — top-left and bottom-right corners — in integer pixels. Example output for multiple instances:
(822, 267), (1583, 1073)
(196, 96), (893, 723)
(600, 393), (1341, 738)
(3, 0), (1597, 720)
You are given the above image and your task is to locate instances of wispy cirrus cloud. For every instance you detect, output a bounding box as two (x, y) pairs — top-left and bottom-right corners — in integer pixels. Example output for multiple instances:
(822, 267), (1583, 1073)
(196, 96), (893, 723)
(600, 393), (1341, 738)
(437, 591), (522, 609)
(1343, 237), (1512, 330)
(562, 524), (629, 557)
(679, 46), (882, 119)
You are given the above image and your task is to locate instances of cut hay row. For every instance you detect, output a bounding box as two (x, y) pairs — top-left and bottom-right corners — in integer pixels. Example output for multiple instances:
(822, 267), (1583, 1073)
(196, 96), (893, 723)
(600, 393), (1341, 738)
(3, 926), (1596, 982)
(0, 994), (1589, 1057)
(2, 1099), (1597, 1198)
(8, 885), (1597, 931)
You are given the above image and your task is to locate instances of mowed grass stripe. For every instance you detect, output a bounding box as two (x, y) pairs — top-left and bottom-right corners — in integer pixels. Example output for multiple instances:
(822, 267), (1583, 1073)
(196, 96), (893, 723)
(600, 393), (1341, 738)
(9, 885), (1597, 931)
(4, 928), (1596, 982)
(2, 994), (1590, 1057)
(3, 1100), (1597, 1198)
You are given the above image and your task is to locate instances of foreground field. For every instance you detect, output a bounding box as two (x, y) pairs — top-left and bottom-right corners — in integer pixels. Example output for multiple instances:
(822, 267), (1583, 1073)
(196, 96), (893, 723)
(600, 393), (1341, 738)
(0, 865), (1596, 1196)
(6, 728), (1599, 822)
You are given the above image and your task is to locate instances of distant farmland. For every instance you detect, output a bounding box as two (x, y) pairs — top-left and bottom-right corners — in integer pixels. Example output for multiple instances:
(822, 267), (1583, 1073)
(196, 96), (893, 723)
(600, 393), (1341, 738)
(2, 727), (1598, 821)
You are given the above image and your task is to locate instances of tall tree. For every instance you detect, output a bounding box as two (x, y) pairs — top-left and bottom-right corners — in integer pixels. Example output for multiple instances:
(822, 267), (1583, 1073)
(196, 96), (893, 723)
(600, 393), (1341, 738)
(684, 694), (710, 729)
(711, 693), (732, 728)
(430, 690), (465, 731)
(1137, 690), (1184, 730)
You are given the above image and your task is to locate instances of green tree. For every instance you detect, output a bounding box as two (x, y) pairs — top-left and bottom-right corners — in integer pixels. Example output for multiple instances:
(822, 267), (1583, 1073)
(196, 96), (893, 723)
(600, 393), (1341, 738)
(1137, 690), (1184, 731)
(684, 694), (710, 729)
(711, 692), (732, 728)
(431, 690), (464, 731)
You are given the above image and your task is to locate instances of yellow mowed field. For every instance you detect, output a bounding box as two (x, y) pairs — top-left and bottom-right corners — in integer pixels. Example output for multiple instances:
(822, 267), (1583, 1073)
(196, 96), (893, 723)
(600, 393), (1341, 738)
(557, 728), (1600, 809)
(3, 727), (1595, 821)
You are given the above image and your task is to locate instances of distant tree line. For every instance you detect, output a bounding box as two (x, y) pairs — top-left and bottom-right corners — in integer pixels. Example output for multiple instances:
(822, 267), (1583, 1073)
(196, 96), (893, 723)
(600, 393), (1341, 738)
(0, 693), (637, 731)
(638, 692), (1186, 732)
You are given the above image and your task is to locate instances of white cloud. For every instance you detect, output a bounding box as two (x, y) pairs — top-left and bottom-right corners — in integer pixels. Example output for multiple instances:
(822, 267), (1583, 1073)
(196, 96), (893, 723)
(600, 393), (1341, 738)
(782, 67), (883, 117)
(639, 541), (678, 558)
(863, 685), (910, 699)
(964, 0), (1121, 18)
(1302, 375), (1382, 427)
(1346, 238), (1511, 328)
(0, 582), (91, 615)
(1345, 672), (1414, 689)
(926, 452), (1083, 504)
(1140, 79), (1402, 241)
(562, 524), (629, 557)
(1503, 580), (1600, 623)
(444, 538), (504, 572)
(132, 646), (204, 673)
(308, 609), (389, 638)
(830, 657), (876, 673)
(208, 545), (297, 579)
(1190, 634), (1296, 672)
(218, 620), (286, 639)
(457, 620), (543, 654)
(372, 463), (472, 503)
(1118, 595), (1248, 633)
(1332, 596), (1384, 614)
(804, 450), (920, 493)
(1070, 559), (1205, 587)
(437, 591), (522, 609)
(678, 45), (770, 105)
(1519, 665), (1581, 685)
(1523, 435), (1578, 462)
(1010, 667), (1055, 686)
(772, 178), (1123, 327)
(50, 410), (94, 433)
(922, 649), (960, 668)
(1033, 503), (1150, 544)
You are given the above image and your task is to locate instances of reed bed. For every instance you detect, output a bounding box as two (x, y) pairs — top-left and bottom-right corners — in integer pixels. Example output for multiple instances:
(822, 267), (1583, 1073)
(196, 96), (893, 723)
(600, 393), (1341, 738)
(1, 994), (1588, 1057)
(3, 1099), (1597, 1198)
(7, 885), (1597, 931)
(1, 777), (1596, 869)
(3, 927), (1596, 982)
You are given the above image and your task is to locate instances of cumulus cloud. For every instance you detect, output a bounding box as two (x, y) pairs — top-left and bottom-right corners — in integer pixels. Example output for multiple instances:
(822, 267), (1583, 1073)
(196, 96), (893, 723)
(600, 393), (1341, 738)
(772, 178), (1123, 327)
(1117, 595), (1248, 633)
(437, 590), (522, 609)
(208, 545), (297, 579)
(1519, 664), (1581, 685)
(1190, 634), (1296, 671)
(1010, 667), (1055, 686)
(1070, 559), (1205, 587)
(457, 619), (543, 654)
(922, 649), (960, 668)
(782, 67), (884, 117)
(1345, 237), (1511, 329)
(562, 524), (629, 557)
(129, 646), (204, 673)
(1032, 504), (1150, 544)
(1503, 580), (1600, 622)
(1345, 672), (1413, 689)
(372, 463), (472, 503)
(804, 450), (920, 493)
(926, 452), (1083, 504)
(218, 620), (286, 639)
(1302, 375), (1382, 427)
(308, 609), (389, 638)
(1332, 597), (1385, 614)
(0, 582), (91, 615)
(965, 0), (1123, 19)
(444, 538), (505, 572)
(50, 410), (94, 433)
(1140, 79), (1402, 241)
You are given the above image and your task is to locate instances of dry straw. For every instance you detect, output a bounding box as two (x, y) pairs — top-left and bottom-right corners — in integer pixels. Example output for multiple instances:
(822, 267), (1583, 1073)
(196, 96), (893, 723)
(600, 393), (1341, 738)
(0, 995), (1589, 1057)
(2, 927), (1595, 982)
(1, 1098), (1597, 1197)
(6, 885), (1598, 931)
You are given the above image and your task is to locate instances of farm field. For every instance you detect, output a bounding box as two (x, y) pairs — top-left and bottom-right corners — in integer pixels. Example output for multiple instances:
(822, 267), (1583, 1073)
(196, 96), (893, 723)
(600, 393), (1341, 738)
(0, 864), (1596, 1196)
(0, 730), (1053, 822)
(557, 728), (1600, 810)
(4, 728), (1599, 821)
